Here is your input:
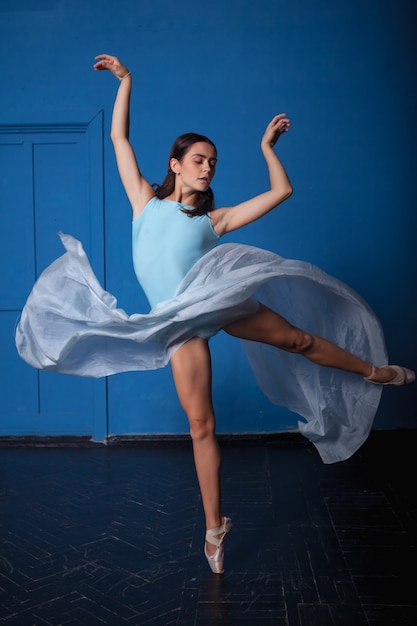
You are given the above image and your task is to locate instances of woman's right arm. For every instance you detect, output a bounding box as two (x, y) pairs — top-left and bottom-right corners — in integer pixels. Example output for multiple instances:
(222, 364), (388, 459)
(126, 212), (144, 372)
(94, 54), (155, 219)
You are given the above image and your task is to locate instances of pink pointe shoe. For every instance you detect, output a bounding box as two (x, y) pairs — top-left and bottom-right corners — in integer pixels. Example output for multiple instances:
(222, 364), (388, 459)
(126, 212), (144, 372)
(204, 517), (232, 574)
(364, 365), (416, 386)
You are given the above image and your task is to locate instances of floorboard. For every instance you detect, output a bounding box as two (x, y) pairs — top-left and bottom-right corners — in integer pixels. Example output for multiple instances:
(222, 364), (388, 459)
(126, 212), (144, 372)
(0, 431), (416, 625)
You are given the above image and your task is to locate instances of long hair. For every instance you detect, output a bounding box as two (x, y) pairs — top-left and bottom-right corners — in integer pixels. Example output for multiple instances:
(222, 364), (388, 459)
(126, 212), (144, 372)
(153, 132), (216, 217)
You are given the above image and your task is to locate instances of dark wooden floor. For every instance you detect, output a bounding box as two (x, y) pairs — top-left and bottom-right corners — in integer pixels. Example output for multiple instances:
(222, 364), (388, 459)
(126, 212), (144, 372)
(0, 431), (416, 625)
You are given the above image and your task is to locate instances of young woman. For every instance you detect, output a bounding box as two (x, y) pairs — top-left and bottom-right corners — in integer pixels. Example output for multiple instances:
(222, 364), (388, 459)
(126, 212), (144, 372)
(16, 54), (414, 575)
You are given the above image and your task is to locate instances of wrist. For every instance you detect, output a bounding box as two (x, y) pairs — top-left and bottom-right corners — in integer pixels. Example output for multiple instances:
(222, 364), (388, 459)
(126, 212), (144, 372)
(261, 140), (275, 153)
(118, 71), (131, 81)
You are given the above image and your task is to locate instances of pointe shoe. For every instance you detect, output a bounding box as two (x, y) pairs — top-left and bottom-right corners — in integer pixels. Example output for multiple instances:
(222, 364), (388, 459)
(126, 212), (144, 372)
(204, 517), (232, 574)
(364, 365), (416, 386)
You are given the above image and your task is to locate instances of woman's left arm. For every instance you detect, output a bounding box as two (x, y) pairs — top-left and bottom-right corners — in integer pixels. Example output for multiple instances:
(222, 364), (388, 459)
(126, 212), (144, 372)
(212, 114), (293, 235)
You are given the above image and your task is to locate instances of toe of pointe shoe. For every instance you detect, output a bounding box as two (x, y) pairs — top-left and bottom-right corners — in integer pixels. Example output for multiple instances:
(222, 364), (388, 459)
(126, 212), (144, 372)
(383, 366), (415, 386)
(204, 544), (225, 574)
(391, 366), (415, 385)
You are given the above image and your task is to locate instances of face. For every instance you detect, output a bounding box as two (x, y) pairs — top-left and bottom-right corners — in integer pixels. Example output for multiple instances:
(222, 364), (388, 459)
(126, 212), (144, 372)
(171, 142), (217, 192)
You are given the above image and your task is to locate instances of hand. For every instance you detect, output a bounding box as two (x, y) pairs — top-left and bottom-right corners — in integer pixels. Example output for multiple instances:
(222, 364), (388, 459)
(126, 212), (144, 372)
(93, 54), (130, 80)
(261, 114), (290, 149)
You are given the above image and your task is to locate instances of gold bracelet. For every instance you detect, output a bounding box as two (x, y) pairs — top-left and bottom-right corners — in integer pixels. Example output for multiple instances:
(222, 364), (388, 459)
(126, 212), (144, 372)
(119, 72), (131, 81)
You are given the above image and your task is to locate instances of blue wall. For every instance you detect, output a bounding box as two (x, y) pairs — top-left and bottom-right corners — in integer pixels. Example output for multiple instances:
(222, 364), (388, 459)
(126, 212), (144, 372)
(1, 0), (416, 437)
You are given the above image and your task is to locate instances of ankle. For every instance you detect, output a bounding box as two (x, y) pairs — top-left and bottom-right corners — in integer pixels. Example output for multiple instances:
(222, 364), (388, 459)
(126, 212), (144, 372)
(364, 365), (376, 380)
(363, 365), (378, 381)
(206, 516), (223, 532)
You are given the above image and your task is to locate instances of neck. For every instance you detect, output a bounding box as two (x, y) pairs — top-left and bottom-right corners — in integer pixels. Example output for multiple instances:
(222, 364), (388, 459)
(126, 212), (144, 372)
(166, 188), (197, 206)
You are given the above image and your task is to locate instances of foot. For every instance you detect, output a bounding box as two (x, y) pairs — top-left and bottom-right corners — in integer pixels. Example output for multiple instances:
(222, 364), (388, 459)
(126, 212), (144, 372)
(364, 365), (416, 386)
(204, 517), (232, 574)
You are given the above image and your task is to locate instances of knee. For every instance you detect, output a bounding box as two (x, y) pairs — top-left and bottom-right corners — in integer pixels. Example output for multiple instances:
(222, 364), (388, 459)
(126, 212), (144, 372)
(188, 414), (216, 443)
(284, 330), (315, 354)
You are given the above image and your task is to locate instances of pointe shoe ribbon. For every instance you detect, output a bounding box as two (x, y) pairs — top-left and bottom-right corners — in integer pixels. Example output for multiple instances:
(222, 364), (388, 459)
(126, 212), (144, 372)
(364, 365), (416, 386)
(204, 516), (232, 574)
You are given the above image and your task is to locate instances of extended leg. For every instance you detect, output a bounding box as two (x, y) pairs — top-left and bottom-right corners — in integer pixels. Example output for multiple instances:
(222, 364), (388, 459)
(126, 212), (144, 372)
(223, 303), (406, 383)
(170, 337), (223, 555)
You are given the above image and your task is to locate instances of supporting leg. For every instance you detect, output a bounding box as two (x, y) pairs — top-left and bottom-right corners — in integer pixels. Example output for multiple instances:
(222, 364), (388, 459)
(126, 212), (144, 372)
(170, 337), (223, 557)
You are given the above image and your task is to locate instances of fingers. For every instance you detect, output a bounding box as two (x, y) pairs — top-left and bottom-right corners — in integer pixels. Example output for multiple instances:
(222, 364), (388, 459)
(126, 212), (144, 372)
(93, 53), (120, 72)
(261, 113), (291, 149)
(94, 53), (117, 62)
(93, 54), (130, 81)
(269, 114), (290, 133)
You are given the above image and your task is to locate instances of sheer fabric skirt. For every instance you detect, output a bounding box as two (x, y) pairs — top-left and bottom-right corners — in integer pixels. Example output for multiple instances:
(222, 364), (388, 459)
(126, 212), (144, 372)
(15, 233), (387, 464)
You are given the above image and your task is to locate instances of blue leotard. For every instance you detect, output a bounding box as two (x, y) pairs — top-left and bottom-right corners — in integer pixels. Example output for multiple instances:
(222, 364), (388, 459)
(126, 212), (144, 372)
(132, 197), (219, 307)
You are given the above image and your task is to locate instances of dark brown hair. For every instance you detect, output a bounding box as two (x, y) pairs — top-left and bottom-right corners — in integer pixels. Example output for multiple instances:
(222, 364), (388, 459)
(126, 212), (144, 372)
(153, 132), (216, 216)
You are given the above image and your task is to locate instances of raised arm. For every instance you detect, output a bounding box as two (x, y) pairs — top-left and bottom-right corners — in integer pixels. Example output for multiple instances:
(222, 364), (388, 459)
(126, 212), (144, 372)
(93, 54), (154, 219)
(211, 114), (293, 235)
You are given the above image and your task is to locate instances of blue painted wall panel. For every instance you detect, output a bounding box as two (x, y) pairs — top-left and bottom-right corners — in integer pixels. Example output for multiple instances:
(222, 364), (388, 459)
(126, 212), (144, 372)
(0, 122), (106, 437)
(0, 141), (36, 307)
(0, 0), (416, 437)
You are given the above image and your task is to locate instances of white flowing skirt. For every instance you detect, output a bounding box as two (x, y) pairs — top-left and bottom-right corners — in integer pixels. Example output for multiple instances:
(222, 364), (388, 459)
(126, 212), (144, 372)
(15, 233), (387, 464)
